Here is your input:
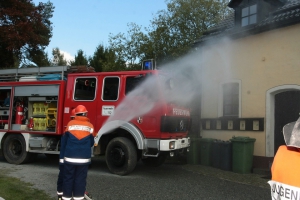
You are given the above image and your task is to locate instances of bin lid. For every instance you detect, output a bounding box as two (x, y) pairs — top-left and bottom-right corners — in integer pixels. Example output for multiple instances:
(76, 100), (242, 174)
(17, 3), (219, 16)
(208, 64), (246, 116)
(199, 138), (214, 143)
(230, 136), (256, 142)
(220, 140), (231, 144)
(220, 140), (232, 146)
(189, 137), (202, 142)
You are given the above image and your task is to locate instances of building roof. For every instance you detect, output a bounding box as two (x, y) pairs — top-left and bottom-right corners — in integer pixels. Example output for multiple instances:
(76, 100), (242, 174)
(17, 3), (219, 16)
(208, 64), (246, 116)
(194, 0), (300, 46)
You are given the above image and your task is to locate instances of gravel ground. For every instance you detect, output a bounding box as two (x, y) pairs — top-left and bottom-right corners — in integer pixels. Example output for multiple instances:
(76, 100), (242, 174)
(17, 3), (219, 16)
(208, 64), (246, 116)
(0, 155), (271, 200)
(181, 164), (270, 189)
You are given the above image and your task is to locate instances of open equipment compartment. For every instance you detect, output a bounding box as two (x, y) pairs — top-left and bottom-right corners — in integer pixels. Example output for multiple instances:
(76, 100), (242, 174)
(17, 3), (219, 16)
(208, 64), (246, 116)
(12, 85), (60, 132)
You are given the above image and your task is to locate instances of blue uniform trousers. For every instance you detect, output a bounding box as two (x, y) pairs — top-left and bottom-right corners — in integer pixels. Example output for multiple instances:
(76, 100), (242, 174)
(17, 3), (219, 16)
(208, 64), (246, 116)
(62, 163), (88, 199)
(57, 164), (64, 195)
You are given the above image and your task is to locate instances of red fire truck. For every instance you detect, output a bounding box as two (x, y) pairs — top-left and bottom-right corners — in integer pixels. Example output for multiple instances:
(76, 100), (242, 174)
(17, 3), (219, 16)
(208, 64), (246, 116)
(0, 66), (191, 175)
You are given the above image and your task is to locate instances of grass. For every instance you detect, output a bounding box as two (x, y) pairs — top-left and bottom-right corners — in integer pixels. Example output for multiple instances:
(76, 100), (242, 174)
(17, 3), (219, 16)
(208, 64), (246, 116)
(0, 170), (54, 200)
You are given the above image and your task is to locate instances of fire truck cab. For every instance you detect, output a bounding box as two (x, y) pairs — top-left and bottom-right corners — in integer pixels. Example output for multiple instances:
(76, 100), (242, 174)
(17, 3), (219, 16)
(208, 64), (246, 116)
(0, 66), (191, 175)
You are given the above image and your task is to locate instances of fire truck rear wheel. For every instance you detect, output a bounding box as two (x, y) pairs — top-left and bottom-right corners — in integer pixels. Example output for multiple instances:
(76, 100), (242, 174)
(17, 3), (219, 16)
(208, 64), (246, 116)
(3, 134), (35, 164)
(105, 137), (137, 176)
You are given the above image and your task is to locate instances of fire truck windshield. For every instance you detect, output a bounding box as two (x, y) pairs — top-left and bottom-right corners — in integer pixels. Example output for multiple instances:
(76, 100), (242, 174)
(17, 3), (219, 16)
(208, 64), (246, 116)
(124, 72), (187, 106)
(125, 74), (149, 95)
(125, 73), (160, 102)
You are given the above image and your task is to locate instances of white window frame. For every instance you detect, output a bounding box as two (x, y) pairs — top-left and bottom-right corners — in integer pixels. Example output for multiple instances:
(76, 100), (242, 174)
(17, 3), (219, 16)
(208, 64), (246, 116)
(101, 76), (120, 102)
(73, 77), (97, 101)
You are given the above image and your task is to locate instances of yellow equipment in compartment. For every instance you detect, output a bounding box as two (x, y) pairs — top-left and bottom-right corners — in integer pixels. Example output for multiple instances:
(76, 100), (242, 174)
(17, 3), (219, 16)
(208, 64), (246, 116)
(33, 103), (40, 115)
(39, 118), (47, 131)
(33, 117), (40, 131)
(46, 108), (57, 128)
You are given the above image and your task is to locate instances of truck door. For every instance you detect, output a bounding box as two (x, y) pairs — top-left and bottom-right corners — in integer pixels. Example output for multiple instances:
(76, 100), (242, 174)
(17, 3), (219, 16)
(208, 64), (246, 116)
(97, 76), (120, 130)
(65, 76), (98, 128)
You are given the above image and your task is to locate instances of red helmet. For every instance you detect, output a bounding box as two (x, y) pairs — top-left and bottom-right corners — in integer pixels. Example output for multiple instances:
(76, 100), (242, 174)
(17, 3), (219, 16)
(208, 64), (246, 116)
(75, 105), (88, 115)
(70, 109), (76, 118)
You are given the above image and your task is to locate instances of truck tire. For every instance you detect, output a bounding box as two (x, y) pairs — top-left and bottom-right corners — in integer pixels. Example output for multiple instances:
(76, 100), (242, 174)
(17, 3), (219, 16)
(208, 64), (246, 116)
(105, 137), (137, 176)
(3, 134), (34, 164)
(142, 152), (168, 167)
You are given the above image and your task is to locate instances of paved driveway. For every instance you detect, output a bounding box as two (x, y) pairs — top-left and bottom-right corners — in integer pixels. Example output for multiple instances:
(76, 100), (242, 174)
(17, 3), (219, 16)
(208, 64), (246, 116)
(0, 155), (270, 200)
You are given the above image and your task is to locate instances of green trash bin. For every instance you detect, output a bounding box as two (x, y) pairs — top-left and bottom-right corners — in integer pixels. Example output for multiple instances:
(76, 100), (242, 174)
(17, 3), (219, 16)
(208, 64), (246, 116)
(199, 138), (214, 166)
(187, 138), (201, 164)
(220, 141), (232, 171)
(230, 136), (256, 174)
(211, 140), (222, 168)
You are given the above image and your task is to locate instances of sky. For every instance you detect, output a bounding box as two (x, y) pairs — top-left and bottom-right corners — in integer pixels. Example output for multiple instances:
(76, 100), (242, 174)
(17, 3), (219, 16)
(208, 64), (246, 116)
(32, 0), (168, 61)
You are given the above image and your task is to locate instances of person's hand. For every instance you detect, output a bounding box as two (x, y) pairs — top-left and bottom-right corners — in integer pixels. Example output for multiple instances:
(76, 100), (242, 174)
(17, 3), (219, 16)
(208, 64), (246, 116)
(94, 143), (98, 146)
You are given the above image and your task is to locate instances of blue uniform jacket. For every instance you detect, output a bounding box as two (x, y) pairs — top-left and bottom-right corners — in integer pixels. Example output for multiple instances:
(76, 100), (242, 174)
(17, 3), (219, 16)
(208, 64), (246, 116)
(60, 132), (94, 165)
(59, 116), (94, 165)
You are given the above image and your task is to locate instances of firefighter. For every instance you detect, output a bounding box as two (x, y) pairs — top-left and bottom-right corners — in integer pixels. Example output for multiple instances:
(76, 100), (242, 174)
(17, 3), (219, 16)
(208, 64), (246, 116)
(269, 117), (300, 199)
(57, 109), (76, 200)
(60, 105), (95, 200)
(57, 108), (93, 200)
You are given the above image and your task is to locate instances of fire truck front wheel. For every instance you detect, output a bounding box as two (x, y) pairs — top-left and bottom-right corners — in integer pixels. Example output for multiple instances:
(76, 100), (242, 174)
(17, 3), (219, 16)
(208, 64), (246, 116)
(3, 134), (35, 164)
(105, 137), (137, 176)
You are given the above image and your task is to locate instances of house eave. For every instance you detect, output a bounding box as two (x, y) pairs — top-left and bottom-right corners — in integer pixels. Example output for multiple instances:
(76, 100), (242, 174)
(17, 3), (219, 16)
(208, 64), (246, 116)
(193, 16), (300, 48)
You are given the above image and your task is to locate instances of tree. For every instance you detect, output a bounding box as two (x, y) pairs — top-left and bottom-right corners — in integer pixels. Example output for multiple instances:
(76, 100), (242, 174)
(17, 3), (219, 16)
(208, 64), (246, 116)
(0, 0), (54, 68)
(51, 48), (67, 66)
(69, 50), (88, 66)
(109, 23), (150, 67)
(89, 44), (127, 72)
(149, 0), (230, 63)
(108, 0), (230, 66)
(23, 48), (51, 67)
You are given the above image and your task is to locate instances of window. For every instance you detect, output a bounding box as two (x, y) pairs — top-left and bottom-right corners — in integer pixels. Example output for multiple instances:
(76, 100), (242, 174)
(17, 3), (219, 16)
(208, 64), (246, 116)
(102, 77), (119, 101)
(0, 88), (11, 107)
(74, 78), (96, 101)
(125, 75), (147, 95)
(241, 4), (257, 27)
(223, 83), (239, 117)
(125, 74), (159, 101)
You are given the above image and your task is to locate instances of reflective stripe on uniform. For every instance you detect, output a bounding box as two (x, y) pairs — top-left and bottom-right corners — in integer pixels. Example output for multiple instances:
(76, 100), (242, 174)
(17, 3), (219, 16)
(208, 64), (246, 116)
(73, 197), (84, 200)
(64, 157), (91, 163)
(68, 125), (93, 133)
(62, 197), (72, 200)
(59, 159), (64, 163)
(57, 191), (63, 195)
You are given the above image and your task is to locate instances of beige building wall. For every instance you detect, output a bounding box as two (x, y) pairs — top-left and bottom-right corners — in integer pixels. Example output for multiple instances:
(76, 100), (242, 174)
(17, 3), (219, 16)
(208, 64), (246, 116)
(199, 24), (300, 157)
